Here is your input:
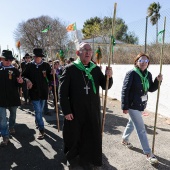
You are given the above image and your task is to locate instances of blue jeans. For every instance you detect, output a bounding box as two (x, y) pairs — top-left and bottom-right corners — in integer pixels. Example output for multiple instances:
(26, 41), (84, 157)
(122, 109), (151, 155)
(32, 100), (45, 131)
(43, 100), (49, 113)
(0, 106), (17, 138)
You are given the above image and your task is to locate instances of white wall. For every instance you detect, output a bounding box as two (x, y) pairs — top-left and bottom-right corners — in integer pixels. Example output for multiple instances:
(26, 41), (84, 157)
(101, 64), (170, 118)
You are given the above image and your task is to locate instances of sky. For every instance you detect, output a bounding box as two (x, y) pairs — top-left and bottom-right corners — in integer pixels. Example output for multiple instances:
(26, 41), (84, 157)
(0, 0), (170, 53)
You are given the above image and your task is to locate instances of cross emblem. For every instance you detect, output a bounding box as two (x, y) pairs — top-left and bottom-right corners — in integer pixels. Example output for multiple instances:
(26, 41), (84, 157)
(84, 85), (90, 94)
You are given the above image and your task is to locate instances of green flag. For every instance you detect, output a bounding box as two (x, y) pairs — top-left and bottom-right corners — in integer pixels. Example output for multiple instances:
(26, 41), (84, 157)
(42, 25), (50, 33)
(157, 29), (165, 43)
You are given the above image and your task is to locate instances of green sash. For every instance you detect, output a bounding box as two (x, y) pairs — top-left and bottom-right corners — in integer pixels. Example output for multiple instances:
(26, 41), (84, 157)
(73, 58), (97, 94)
(133, 67), (149, 92)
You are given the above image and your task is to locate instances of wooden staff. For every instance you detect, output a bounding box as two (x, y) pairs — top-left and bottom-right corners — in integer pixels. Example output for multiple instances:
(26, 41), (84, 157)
(100, 62), (104, 106)
(16, 41), (23, 103)
(48, 29), (60, 132)
(152, 17), (166, 153)
(101, 3), (117, 136)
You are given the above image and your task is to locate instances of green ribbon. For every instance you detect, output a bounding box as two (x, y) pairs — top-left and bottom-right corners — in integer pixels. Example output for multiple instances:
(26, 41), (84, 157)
(73, 58), (97, 94)
(45, 77), (49, 83)
(59, 50), (64, 57)
(111, 36), (116, 53)
(133, 67), (149, 92)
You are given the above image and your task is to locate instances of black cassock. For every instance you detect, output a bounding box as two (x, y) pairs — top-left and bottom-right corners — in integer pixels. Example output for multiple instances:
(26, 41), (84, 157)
(59, 63), (113, 166)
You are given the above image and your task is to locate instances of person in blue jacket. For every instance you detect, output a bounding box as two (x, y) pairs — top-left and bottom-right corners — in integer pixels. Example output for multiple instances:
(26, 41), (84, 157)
(121, 53), (163, 164)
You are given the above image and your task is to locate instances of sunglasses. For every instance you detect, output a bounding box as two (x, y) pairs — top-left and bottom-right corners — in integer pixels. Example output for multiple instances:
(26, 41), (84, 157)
(5, 59), (13, 61)
(138, 59), (149, 63)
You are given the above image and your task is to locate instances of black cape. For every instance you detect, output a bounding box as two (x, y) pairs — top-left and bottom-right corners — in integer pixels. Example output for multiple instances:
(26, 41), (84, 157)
(59, 63), (113, 166)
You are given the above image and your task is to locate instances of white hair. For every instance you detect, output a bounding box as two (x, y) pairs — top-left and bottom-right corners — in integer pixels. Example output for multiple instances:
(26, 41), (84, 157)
(78, 42), (90, 50)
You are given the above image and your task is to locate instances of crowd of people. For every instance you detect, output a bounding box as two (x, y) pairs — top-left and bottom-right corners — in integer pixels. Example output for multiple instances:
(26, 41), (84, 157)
(0, 42), (163, 169)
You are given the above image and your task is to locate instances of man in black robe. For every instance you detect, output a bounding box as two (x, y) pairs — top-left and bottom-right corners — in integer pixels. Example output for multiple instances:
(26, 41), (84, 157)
(22, 48), (52, 139)
(0, 50), (23, 146)
(59, 42), (113, 169)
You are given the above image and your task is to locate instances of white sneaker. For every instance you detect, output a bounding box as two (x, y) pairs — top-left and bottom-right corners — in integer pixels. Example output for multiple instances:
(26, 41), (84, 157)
(146, 153), (158, 164)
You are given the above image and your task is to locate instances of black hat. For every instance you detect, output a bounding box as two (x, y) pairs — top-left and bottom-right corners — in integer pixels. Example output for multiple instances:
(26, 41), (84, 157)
(33, 48), (45, 57)
(1, 50), (15, 60)
(69, 57), (74, 62)
(23, 53), (32, 59)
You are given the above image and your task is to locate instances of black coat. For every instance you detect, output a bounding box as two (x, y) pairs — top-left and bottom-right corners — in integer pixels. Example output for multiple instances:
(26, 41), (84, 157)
(59, 63), (113, 166)
(22, 61), (52, 100)
(0, 65), (21, 107)
(121, 69), (159, 111)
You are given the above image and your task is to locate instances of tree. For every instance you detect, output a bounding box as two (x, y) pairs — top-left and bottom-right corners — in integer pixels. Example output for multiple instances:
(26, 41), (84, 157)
(14, 15), (69, 58)
(82, 17), (101, 39)
(147, 2), (161, 44)
(82, 16), (138, 44)
(123, 31), (139, 44)
(101, 17), (128, 41)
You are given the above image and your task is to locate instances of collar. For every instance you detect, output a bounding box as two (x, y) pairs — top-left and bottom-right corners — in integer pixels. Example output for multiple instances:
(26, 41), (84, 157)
(32, 60), (43, 68)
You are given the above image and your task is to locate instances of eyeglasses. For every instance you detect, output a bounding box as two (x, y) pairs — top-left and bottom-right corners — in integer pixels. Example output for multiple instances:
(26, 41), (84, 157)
(81, 49), (92, 53)
(5, 59), (13, 61)
(25, 57), (31, 59)
(138, 59), (149, 63)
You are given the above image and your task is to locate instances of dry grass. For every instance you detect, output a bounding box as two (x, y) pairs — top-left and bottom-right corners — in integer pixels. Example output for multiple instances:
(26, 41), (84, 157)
(98, 44), (170, 64)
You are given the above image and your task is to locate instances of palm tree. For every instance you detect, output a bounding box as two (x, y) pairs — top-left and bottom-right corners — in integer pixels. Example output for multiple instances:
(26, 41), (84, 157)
(147, 2), (161, 44)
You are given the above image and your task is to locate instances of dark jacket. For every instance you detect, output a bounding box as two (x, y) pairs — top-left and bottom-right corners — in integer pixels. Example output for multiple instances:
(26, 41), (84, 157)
(0, 65), (21, 107)
(22, 61), (52, 100)
(121, 69), (159, 111)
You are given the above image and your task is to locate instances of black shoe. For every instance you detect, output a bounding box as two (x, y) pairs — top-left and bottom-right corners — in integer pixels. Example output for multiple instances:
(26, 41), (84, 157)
(0, 137), (9, 147)
(37, 129), (45, 140)
(79, 159), (94, 170)
(68, 156), (80, 169)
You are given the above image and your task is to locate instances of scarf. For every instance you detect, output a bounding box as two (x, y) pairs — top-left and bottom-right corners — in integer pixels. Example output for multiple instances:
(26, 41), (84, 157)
(32, 60), (43, 68)
(133, 67), (149, 92)
(73, 58), (97, 94)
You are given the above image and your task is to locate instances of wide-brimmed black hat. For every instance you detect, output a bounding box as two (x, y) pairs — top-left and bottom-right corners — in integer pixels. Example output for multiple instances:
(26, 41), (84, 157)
(23, 53), (32, 59)
(1, 50), (15, 60)
(33, 48), (45, 57)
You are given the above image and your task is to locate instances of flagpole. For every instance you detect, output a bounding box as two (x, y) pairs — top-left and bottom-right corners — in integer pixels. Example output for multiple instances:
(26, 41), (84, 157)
(48, 29), (60, 132)
(12, 48), (14, 56)
(152, 17), (166, 153)
(101, 3), (117, 136)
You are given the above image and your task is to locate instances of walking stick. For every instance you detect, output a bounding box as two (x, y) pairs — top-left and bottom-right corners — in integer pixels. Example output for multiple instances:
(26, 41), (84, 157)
(101, 3), (117, 137)
(16, 41), (23, 103)
(48, 29), (60, 132)
(152, 17), (166, 153)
